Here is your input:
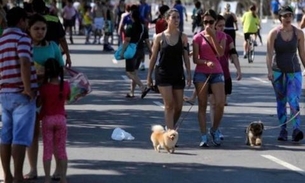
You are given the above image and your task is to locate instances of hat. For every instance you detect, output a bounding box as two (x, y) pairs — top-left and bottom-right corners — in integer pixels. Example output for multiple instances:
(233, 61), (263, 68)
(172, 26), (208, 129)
(6, 7), (28, 27)
(279, 6), (293, 15)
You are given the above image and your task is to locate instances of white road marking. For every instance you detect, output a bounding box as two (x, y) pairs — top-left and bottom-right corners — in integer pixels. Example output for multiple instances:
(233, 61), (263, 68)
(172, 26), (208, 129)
(261, 155), (305, 176)
(153, 101), (165, 109)
(121, 75), (129, 81)
(251, 77), (269, 84)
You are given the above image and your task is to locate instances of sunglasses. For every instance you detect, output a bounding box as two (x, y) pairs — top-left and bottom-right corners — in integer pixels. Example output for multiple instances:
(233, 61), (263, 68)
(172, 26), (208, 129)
(282, 13), (292, 18)
(203, 20), (215, 25)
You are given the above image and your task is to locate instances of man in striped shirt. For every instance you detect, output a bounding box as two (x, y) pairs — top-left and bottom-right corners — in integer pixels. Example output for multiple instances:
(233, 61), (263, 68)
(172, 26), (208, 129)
(0, 7), (38, 183)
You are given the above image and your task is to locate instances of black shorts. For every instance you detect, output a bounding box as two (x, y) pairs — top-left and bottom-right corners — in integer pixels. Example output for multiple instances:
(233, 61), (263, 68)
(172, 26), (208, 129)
(244, 32), (256, 41)
(63, 18), (75, 27)
(208, 78), (232, 95)
(155, 67), (185, 90)
(125, 49), (144, 72)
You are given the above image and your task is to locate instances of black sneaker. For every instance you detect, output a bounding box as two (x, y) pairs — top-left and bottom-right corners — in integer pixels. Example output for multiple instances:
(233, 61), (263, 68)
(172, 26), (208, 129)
(292, 129), (304, 142)
(277, 128), (288, 141)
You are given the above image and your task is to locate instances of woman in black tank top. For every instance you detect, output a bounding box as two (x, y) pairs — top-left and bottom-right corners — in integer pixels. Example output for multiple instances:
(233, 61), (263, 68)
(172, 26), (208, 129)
(147, 8), (191, 130)
(266, 6), (305, 142)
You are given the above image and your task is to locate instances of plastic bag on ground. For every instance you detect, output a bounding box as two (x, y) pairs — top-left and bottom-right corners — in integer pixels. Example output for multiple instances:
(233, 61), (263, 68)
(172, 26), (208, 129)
(111, 128), (135, 141)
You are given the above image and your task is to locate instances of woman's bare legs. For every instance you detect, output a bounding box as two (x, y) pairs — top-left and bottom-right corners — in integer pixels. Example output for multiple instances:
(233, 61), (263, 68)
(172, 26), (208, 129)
(173, 89), (184, 127)
(195, 83), (209, 134)
(158, 86), (175, 129)
(210, 83), (225, 131)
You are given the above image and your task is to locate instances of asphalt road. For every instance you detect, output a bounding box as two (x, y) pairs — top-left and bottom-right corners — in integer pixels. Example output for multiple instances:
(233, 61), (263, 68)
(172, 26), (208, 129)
(0, 20), (305, 183)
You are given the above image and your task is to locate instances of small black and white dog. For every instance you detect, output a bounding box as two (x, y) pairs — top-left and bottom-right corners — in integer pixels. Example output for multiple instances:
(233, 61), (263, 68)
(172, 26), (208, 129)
(245, 121), (264, 146)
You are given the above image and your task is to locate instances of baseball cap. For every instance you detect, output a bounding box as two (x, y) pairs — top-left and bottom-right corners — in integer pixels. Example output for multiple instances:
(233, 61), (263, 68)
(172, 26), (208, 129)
(279, 6), (293, 15)
(6, 7), (28, 27)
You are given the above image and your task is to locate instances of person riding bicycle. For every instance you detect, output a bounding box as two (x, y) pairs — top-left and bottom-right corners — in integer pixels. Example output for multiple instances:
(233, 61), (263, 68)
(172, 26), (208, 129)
(242, 4), (260, 59)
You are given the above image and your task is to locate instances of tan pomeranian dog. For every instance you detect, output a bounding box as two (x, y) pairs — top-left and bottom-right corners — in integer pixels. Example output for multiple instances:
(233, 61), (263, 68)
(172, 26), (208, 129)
(245, 121), (264, 147)
(150, 125), (179, 154)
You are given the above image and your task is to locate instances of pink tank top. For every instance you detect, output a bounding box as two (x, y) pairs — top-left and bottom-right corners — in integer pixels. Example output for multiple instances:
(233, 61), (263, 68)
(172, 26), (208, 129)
(193, 31), (226, 74)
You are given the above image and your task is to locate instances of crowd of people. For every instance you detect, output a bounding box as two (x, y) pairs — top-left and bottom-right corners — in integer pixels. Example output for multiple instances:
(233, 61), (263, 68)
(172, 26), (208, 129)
(0, 0), (304, 182)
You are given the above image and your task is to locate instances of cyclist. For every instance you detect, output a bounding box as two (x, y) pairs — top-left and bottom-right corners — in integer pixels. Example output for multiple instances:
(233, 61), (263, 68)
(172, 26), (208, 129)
(241, 4), (260, 59)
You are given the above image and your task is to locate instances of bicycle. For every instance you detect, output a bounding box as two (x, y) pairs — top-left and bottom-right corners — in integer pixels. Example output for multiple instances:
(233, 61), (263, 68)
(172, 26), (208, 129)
(247, 35), (256, 63)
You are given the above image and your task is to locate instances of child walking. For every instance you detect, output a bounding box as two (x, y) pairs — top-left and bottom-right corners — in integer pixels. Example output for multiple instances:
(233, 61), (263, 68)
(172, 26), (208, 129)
(39, 58), (71, 183)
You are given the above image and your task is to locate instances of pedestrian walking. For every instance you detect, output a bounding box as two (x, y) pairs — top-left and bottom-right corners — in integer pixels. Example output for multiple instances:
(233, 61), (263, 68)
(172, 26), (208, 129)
(266, 6), (305, 142)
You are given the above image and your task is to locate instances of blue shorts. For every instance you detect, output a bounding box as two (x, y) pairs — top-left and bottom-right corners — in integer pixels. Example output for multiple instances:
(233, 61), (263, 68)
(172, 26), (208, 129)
(193, 72), (224, 84)
(0, 93), (36, 146)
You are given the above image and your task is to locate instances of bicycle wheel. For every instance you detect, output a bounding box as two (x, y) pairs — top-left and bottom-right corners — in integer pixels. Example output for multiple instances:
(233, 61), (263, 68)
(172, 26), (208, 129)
(247, 41), (254, 63)
(250, 44), (255, 62)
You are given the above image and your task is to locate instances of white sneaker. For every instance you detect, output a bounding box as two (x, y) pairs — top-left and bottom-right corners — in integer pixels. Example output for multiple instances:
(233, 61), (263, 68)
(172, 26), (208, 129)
(112, 59), (118, 64)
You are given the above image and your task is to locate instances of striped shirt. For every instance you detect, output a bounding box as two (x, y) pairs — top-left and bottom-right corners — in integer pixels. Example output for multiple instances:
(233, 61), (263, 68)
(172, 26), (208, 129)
(0, 28), (38, 93)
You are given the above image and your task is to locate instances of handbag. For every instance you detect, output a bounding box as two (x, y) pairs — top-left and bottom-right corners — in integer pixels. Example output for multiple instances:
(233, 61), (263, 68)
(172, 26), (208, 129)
(114, 25), (144, 60)
(65, 67), (92, 104)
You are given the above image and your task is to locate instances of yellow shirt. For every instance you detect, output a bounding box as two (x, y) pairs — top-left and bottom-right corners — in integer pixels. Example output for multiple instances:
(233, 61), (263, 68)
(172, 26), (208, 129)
(242, 11), (259, 33)
(83, 13), (92, 25)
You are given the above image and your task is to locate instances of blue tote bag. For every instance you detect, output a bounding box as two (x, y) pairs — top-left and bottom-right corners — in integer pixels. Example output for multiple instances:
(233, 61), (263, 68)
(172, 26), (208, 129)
(114, 25), (144, 60)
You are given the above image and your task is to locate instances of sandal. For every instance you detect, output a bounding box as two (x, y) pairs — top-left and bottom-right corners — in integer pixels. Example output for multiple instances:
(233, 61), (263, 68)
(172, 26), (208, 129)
(125, 93), (135, 98)
(23, 173), (38, 180)
(141, 87), (150, 99)
(52, 174), (61, 181)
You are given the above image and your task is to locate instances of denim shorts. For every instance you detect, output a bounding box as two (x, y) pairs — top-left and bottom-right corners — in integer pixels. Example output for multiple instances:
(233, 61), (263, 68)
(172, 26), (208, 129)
(0, 93), (36, 146)
(193, 72), (224, 84)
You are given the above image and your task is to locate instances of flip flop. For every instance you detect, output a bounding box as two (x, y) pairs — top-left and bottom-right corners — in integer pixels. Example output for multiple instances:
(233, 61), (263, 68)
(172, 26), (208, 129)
(125, 93), (135, 98)
(141, 87), (150, 99)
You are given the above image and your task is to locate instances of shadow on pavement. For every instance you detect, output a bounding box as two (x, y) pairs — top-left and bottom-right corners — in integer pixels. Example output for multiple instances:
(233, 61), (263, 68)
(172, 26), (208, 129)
(65, 160), (305, 183)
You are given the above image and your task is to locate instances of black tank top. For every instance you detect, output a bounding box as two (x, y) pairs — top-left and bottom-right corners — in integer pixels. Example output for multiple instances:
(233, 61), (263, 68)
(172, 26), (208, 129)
(273, 26), (301, 73)
(158, 33), (184, 78)
(223, 13), (235, 29)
